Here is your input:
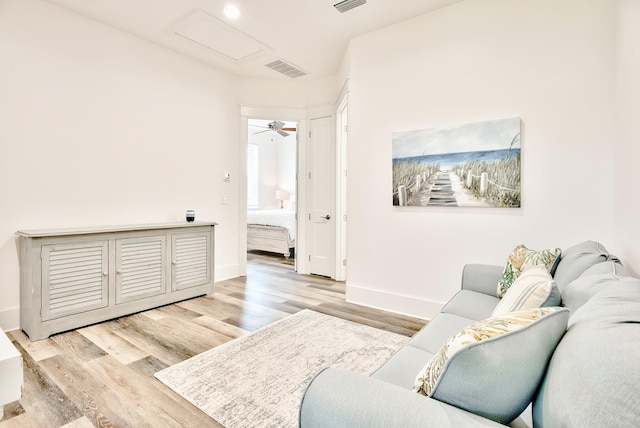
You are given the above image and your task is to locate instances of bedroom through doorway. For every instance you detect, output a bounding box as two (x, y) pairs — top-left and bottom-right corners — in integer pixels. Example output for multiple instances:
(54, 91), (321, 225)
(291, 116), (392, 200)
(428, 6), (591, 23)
(247, 119), (298, 270)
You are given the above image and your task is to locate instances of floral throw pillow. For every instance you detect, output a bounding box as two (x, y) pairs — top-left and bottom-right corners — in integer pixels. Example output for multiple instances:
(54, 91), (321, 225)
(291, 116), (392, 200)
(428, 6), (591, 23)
(497, 245), (561, 298)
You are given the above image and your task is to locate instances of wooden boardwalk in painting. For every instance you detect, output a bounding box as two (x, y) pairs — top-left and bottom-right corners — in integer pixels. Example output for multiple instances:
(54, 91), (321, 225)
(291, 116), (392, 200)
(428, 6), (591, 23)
(409, 171), (458, 206)
(426, 172), (458, 206)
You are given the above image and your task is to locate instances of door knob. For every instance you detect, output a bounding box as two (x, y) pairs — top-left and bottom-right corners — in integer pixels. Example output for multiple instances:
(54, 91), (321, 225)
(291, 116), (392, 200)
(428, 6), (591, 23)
(322, 214), (331, 220)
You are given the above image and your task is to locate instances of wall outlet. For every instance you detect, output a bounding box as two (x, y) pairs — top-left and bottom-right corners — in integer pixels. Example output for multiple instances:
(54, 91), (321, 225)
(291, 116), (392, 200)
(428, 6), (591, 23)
(221, 197), (229, 205)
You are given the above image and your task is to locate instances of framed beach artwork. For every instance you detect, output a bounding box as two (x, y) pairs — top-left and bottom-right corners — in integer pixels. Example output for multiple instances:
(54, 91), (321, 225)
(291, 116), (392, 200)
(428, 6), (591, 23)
(392, 117), (521, 208)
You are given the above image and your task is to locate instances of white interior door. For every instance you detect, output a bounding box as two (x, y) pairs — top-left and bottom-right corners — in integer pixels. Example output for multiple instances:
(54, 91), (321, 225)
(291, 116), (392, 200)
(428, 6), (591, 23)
(308, 116), (334, 277)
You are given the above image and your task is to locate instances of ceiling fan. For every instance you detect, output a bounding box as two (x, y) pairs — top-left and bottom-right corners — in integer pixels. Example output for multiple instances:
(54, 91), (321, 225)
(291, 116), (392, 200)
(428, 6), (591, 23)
(253, 120), (296, 137)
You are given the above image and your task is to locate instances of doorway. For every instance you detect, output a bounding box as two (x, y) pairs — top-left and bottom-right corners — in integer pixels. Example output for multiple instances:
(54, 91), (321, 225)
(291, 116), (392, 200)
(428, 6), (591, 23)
(239, 104), (344, 281)
(246, 119), (298, 269)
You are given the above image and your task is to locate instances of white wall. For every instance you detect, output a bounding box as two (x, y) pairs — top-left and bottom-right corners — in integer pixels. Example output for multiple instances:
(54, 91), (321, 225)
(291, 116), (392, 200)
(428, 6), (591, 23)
(276, 133), (297, 208)
(238, 76), (340, 110)
(0, 0), (241, 329)
(247, 128), (296, 210)
(615, 0), (640, 275)
(238, 78), (308, 109)
(249, 132), (278, 209)
(345, 0), (618, 318)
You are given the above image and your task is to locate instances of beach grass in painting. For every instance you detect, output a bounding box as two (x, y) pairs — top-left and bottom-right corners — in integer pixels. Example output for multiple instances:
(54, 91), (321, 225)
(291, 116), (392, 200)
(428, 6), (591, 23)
(392, 118), (521, 208)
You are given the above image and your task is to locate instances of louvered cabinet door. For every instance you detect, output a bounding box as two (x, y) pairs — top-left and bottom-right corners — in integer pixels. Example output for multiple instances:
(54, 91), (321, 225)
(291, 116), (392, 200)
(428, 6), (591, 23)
(115, 236), (167, 304)
(171, 232), (211, 291)
(41, 241), (109, 321)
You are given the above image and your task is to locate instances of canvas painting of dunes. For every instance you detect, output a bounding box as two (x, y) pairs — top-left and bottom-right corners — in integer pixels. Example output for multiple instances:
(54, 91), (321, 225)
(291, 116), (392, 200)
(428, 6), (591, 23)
(392, 117), (521, 208)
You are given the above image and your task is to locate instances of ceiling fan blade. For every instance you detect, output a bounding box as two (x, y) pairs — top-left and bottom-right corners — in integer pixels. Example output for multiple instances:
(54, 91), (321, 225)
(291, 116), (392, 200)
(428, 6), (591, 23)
(251, 121), (295, 137)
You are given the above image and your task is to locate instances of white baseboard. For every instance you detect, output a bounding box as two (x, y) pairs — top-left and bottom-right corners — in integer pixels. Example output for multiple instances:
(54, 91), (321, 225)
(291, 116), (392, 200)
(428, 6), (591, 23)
(346, 283), (444, 320)
(0, 307), (20, 333)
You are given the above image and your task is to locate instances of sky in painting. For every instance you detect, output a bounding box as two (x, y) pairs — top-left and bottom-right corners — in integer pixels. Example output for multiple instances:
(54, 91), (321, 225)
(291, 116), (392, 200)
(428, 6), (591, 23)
(392, 117), (521, 159)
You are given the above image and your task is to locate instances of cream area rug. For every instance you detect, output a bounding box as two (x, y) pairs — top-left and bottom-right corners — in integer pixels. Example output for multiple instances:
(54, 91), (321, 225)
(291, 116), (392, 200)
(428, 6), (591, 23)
(155, 309), (410, 428)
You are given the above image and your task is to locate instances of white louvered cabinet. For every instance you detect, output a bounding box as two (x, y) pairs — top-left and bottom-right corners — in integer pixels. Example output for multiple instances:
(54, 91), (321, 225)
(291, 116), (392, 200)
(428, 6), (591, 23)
(17, 222), (216, 341)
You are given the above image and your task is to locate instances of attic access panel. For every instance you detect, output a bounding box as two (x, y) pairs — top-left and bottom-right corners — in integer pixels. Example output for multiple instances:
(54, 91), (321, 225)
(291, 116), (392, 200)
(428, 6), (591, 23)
(171, 10), (271, 62)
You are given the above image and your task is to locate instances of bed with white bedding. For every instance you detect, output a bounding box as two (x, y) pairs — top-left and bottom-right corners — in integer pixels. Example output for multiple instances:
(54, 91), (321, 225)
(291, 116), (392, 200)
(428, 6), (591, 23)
(247, 209), (296, 258)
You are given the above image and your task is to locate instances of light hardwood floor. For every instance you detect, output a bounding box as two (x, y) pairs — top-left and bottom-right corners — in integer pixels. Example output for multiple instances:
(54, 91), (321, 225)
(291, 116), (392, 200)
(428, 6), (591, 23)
(1, 252), (426, 427)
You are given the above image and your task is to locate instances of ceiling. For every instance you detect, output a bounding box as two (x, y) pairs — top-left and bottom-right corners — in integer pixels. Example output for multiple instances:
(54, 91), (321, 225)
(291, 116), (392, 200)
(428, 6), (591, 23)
(44, 0), (463, 81)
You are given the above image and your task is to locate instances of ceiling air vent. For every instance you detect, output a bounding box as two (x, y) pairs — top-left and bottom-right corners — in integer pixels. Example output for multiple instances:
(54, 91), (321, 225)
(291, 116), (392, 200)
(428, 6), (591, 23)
(334, 0), (367, 13)
(265, 60), (307, 79)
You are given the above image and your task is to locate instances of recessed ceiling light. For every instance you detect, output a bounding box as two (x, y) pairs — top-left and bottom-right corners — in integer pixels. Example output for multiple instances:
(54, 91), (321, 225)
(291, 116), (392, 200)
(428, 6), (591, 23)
(223, 5), (241, 19)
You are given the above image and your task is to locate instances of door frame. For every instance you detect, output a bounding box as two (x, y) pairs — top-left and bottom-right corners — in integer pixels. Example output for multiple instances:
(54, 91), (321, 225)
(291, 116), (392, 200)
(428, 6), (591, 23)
(239, 106), (306, 275)
(240, 100), (346, 279)
(335, 81), (349, 281)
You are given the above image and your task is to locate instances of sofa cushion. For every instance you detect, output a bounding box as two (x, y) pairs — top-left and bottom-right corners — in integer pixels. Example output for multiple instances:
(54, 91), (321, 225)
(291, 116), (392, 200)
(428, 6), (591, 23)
(441, 290), (500, 321)
(533, 279), (640, 428)
(413, 307), (569, 424)
(552, 240), (619, 290)
(561, 261), (629, 312)
(408, 313), (478, 355)
(300, 368), (510, 428)
(372, 345), (434, 389)
(492, 266), (560, 316)
(497, 245), (561, 298)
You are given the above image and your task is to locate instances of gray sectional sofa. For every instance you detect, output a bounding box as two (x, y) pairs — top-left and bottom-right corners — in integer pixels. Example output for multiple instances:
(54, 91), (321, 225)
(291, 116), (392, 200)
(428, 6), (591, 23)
(299, 241), (640, 427)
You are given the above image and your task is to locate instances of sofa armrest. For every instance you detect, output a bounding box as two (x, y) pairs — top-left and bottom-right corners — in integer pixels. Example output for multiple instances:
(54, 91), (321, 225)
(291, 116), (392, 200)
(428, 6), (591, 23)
(461, 264), (504, 297)
(299, 368), (506, 428)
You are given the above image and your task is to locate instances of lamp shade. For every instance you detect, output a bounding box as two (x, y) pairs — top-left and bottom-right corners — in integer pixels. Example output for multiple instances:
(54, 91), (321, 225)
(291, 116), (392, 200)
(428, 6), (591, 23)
(275, 190), (290, 200)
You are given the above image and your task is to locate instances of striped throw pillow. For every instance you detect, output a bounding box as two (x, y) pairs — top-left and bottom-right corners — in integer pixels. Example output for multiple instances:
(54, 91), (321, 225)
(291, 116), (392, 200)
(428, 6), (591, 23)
(492, 265), (560, 316)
